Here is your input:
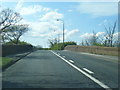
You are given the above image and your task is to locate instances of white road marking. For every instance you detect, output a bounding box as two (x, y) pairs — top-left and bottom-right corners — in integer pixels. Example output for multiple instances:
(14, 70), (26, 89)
(63, 56), (65, 58)
(69, 60), (74, 63)
(50, 50), (111, 90)
(58, 53), (60, 55)
(83, 68), (94, 74)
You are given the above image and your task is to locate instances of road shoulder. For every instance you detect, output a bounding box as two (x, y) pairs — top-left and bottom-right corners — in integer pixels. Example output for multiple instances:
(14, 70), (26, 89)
(2, 51), (32, 71)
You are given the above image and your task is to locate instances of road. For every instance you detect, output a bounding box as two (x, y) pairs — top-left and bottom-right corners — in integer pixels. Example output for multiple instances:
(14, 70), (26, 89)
(2, 50), (118, 89)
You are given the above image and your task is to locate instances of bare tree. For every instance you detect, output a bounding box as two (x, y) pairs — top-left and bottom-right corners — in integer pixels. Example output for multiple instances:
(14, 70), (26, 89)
(0, 8), (22, 33)
(5, 24), (29, 44)
(103, 21), (117, 47)
(82, 31), (99, 46)
(89, 31), (99, 46)
(80, 40), (84, 46)
(1, 31), (9, 44)
(48, 38), (58, 47)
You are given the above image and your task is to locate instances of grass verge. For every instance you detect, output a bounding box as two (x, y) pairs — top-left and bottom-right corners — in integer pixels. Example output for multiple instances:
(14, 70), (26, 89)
(0, 57), (13, 67)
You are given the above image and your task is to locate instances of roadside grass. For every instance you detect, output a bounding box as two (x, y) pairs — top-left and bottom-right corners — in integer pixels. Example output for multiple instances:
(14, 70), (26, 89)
(0, 57), (13, 67)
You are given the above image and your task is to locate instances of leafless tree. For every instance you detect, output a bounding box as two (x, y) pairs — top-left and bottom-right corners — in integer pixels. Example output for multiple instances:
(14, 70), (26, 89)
(5, 24), (29, 44)
(103, 21), (117, 47)
(82, 31), (99, 46)
(0, 8), (22, 33)
(1, 31), (9, 44)
(89, 31), (99, 46)
(48, 38), (58, 47)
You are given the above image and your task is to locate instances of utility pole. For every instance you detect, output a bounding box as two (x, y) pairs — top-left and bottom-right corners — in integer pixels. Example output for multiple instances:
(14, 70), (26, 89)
(56, 19), (65, 50)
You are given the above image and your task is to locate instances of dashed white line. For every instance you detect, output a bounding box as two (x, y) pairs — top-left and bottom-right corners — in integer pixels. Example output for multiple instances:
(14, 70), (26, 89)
(83, 68), (94, 74)
(69, 60), (74, 63)
(63, 56), (65, 58)
(50, 50), (111, 90)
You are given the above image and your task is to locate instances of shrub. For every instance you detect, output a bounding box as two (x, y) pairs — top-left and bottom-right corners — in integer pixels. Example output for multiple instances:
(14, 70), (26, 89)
(50, 41), (77, 50)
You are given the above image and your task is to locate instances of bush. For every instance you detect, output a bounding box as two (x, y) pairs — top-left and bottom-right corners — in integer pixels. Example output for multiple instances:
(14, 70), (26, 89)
(93, 43), (104, 46)
(50, 41), (77, 50)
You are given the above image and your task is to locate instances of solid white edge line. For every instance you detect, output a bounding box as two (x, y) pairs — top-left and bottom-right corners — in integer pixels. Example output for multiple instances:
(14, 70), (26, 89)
(83, 68), (94, 74)
(50, 50), (111, 90)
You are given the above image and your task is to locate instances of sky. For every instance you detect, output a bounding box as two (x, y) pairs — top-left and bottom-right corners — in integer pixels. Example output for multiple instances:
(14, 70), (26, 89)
(0, 0), (119, 47)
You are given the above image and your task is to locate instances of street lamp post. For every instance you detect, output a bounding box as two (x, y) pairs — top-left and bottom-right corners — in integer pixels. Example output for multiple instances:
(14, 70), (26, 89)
(57, 19), (64, 50)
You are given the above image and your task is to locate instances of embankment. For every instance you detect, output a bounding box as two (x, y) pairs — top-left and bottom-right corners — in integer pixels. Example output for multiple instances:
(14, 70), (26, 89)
(2, 45), (33, 57)
(64, 45), (118, 56)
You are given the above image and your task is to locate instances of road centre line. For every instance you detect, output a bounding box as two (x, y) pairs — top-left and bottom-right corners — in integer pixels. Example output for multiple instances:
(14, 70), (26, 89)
(63, 56), (66, 58)
(69, 60), (74, 63)
(83, 68), (94, 74)
(50, 50), (111, 90)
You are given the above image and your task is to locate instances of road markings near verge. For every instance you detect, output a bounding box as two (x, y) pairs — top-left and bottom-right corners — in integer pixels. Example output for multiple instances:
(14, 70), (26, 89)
(63, 56), (65, 58)
(69, 60), (74, 63)
(83, 68), (94, 74)
(50, 50), (111, 90)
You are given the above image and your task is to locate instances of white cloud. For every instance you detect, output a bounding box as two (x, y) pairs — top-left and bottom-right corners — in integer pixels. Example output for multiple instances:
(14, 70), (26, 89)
(40, 11), (64, 21)
(80, 33), (93, 38)
(21, 19), (80, 43)
(96, 32), (105, 36)
(15, 0), (51, 15)
(80, 32), (105, 38)
(20, 19), (60, 37)
(18, 6), (64, 38)
(113, 32), (120, 37)
(65, 29), (79, 39)
(20, 20), (52, 36)
(15, 1), (79, 46)
(56, 29), (80, 41)
(77, 2), (117, 17)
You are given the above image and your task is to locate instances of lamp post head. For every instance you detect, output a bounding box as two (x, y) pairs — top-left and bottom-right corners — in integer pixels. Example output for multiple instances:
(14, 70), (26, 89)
(56, 19), (64, 23)
(56, 19), (60, 21)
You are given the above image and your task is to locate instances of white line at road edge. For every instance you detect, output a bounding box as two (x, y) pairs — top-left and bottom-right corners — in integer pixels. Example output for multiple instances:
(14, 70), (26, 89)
(83, 68), (94, 74)
(50, 50), (111, 90)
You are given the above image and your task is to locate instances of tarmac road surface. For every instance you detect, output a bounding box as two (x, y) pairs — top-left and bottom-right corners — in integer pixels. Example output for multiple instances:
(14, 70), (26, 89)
(2, 50), (118, 89)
